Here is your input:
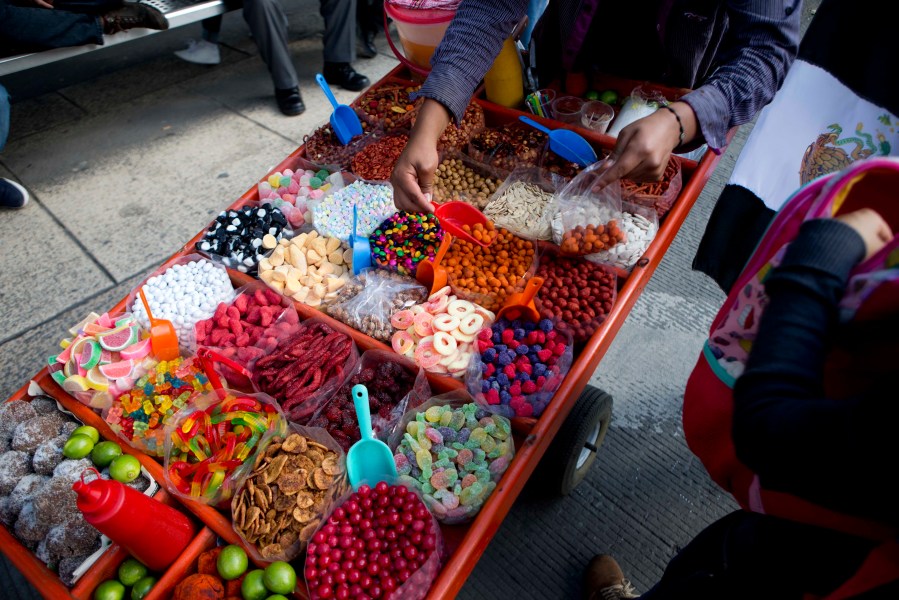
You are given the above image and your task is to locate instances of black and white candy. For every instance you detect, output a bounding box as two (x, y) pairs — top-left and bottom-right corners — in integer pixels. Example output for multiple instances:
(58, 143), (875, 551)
(196, 203), (290, 273)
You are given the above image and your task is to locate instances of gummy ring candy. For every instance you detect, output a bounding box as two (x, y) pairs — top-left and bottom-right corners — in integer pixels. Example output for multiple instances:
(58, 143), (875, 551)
(475, 306), (496, 322)
(411, 304), (426, 315)
(426, 294), (450, 313)
(429, 286), (451, 301)
(433, 332), (458, 356)
(459, 313), (485, 336)
(429, 362), (449, 374)
(447, 299), (475, 318)
(413, 312), (434, 337)
(448, 353), (471, 373)
(439, 350), (460, 367)
(391, 309), (415, 329)
(451, 328), (476, 343)
(392, 331), (414, 355)
(432, 314), (460, 333)
(415, 341), (442, 369)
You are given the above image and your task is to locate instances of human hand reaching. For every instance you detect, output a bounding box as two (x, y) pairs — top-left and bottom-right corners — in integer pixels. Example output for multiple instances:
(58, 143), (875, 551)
(836, 208), (893, 260)
(391, 136), (438, 213)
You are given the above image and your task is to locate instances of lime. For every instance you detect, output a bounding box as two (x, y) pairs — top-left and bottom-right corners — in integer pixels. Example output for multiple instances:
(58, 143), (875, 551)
(109, 454), (141, 483)
(71, 425), (100, 444)
(242, 569), (268, 600)
(94, 579), (126, 600)
(266, 596), (289, 600)
(262, 562), (296, 595)
(217, 544), (249, 581)
(92, 441), (123, 468)
(598, 89), (620, 105)
(117, 558), (148, 587)
(130, 575), (157, 600)
(63, 434), (95, 459)
(585, 90), (600, 101)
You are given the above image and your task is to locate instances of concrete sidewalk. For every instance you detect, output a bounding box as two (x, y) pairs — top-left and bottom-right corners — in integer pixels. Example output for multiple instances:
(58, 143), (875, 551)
(0, 1), (819, 597)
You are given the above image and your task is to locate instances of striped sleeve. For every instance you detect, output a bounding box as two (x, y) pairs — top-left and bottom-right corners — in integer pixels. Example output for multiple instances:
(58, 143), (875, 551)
(415, 0), (529, 124)
(681, 0), (800, 152)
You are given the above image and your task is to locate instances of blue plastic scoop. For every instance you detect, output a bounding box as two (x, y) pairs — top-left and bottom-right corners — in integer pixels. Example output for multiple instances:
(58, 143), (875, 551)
(350, 204), (371, 275)
(346, 384), (397, 490)
(316, 73), (363, 145)
(519, 115), (597, 167)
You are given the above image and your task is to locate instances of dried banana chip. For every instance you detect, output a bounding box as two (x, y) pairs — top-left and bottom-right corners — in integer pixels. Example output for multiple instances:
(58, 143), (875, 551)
(277, 472), (304, 496)
(312, 468), (333, 490)
(293, 507), (315, 523)
(295, 490), (315, 509)
(321, 455), (339, 476)
(282, 433), (307, 454)
(264, 455), (288, 483)
(261, 543), (283, 560)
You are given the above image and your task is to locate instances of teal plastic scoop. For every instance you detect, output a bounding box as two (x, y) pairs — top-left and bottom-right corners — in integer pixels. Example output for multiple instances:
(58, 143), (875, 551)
(346, 384), (397, 489)
(519, 115), (597, 167)
(316, 73), (363, 145)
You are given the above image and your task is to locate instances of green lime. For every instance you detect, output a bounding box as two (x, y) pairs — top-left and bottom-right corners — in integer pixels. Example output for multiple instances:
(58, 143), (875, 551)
(92, 441), (123, 468)
(63, 434), (95, 459)
(109, 454), (141, 483)
(117, 558), (148, 587)
(94, 579), (126, 600)
(71, 425), (100, 444)
(130, 575), (156, 600)
(217, 544), (249, 581)
(598, 89), (620, 105)
(241, 569), (268, 600)
(262, 562), (296, 595)
(266, 596), (289, 600)
(585, 90), (600, 101)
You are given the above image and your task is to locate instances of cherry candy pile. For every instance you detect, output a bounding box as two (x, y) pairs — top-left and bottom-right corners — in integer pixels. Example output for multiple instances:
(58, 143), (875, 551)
(305, 482), (440, 600)
(473, 318), (570, 418)
(394, 403), (512, 524)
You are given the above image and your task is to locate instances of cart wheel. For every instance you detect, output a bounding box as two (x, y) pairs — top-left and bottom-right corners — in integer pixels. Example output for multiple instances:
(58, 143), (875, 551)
(531, 386), (613, 496)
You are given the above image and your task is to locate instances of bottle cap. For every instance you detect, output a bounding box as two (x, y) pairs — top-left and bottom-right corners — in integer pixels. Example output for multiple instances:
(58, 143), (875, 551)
(72, 468), (106, 512)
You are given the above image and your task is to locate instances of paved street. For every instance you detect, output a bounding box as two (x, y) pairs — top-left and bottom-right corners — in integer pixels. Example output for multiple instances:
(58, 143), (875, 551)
(1, 2), (818, 597)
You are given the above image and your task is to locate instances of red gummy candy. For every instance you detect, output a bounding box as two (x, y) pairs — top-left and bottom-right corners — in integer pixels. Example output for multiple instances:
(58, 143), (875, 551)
(226, 306), (240, 320)
(522, 380), (537, 394)
(501, 329), (515, 344)
(210, 329), (226, 346)
(259, 308), (273, 327)
(484, 363), (496, 377)
(213, 302), (227, 321)
(235, 333), (250, 347)
(519, 362), (533, 376)
(216, 315), (230, 329)
(246, 306), (261, 325)
(547, 331), (557, 341)
(477, 339), (492, 353)
(283, 309), (299, 324)
(508, 339), (520, 350)
(264, 289), (282, 305)
(195, 323), (207, 343)
(509, 395), (525, 407)
(234, 293), (249, 314)
(553, 342), (566, 356)
(222, 332), (236, 345)
(516, 402), (534, 417)
(503, 364), (516, 379)
(537, 349), (552, 362)
(254, 289), (269, 307)
(485, 389), (500, 405)
(509, 384), (522, 397)
(478, 328), (493, 341)
(526, 331), (541, 345)
(536, 375), (547, 387)
(229, 318), (243, 336)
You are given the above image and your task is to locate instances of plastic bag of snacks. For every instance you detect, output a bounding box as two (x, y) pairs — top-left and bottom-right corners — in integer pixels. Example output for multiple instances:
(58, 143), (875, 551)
(193, 282), (301, 388)
(534, 249), (618, 345)
(369, 211), (444, 276)
(606, 86), (667, 138)
(388, 394), (514, 524)
(163, 388), (287, 507)
(194, 201), (294, 274)
(390, 285), (495, 379)
(252, 318), (360, 422)
(620, 156), (683, 219)
(231, 423), (349, 562)
(584, 201), (658, 271)
(435, 101), (485, 152)
(307, 349), (430, 451)
(466, 122), (548, 174)
(432, 151), (505, 210)
(483, 167), (561, 241)
(127, 254), (235, 353)
(257, 230), (353, 309)
(304, 480), (444, 600)
(466, 316), (573, 418)
(326, 270), (428, 342)
(50, 311), (152, 410)
(551, 163), (625, 257)
(103, 355), (214, 457)
(309, 179), (396, 243)
(303, 113), (382, 170)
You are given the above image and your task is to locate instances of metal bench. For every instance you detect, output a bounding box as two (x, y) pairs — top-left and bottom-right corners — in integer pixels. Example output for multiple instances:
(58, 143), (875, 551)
(0, 0), (241, 76)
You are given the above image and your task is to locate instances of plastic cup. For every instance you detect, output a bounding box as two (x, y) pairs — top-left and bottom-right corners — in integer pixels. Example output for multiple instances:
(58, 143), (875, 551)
(551, 96), (585, 125)
(580, 100), (615, 134)
(531, 88), (556, 118)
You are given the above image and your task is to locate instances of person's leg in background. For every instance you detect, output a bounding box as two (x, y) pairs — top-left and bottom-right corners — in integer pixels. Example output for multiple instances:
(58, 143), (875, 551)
(0, 83), (29, 209)
(242, 0), (305, 115)
(356, 0), (382, 58)
(174, 16), (223, 65)
(320, 0), (370, 91)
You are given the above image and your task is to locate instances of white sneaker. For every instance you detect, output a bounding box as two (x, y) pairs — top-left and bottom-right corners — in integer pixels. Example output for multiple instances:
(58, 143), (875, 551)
(174, 39), (221, 65)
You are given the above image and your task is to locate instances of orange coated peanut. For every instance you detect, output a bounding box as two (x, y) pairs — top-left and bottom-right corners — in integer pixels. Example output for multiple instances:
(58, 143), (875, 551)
(560, 221), (626, 256)
(444, 224), (534, 311)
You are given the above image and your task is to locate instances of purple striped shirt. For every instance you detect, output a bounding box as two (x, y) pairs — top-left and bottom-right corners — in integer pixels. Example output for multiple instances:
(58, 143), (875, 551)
(418, 0), (801, 151)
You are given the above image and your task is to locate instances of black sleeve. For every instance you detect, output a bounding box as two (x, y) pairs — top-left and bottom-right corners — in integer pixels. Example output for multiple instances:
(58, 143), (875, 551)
(732, 219), (899, 525)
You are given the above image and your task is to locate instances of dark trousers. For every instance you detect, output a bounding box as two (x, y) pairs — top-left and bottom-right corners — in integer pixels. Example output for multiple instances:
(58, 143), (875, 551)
(0, 0), (105, 55)
(641, 511), (898, 600)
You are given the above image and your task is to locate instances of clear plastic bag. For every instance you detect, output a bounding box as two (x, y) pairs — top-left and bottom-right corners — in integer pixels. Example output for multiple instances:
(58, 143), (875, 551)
(466, 122), (547, 174)
(163, 388), (287, 508)
(551, 162), (625, 257)
(432, 151), (506, 210)
(388, 393), (514, 524)
(435, 101), (485, 152)
(620, 156), (683, 219)
(326, 270), (428, 342)
(465, 318), (573, 418)
(251, 317), (360, 423)
(306, 349), (431, 452)
(606, 86), (667, 138)
(583, 201), (659, 271)
(304, 480), (444, 600)
(230, 423), (349, 563)
(483, 167), (561, 241)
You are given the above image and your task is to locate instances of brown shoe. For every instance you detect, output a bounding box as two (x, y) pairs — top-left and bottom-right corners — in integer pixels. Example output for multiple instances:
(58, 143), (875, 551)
(583, 555), (639, 600)
(102, 3), (169, 34)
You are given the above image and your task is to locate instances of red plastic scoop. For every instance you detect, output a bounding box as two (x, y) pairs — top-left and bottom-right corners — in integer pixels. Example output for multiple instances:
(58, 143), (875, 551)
(138, 287), (180, 361)
(434, 201), (493, 247)
(496, 276), (544, 322)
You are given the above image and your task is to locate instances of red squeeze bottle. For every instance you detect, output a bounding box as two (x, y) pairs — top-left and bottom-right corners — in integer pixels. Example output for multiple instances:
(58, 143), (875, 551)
(72, 468), (195, 570)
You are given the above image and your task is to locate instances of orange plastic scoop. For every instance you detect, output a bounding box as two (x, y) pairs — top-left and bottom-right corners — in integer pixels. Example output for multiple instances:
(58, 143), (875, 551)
(415, 233), (452, 295)
(496, 276), (545, 322)
(434, 202), (493, 247)
(138, 287), (180, 361)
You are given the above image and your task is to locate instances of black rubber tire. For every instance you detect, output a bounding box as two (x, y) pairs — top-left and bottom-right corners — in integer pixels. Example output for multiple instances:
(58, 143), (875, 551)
(530, 386), (613, 496)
